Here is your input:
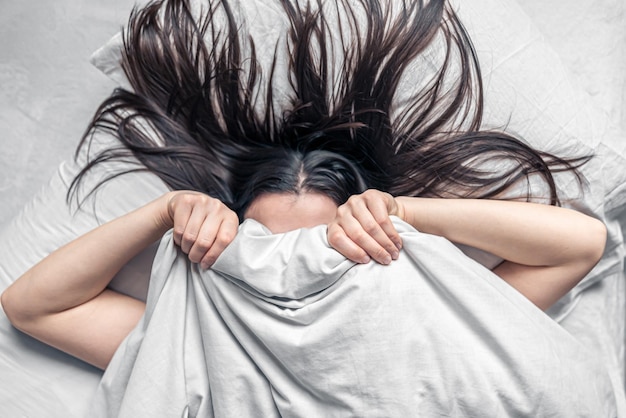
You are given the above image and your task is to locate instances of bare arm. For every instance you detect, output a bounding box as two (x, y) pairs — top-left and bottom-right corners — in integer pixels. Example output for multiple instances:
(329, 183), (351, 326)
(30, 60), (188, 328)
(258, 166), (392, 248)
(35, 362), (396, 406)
(0, 191), (238, 369)
(328, 190), (607, 310)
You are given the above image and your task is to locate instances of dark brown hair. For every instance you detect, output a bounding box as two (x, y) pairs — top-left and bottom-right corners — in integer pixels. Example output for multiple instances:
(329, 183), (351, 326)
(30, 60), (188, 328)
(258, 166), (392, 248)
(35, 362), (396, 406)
(71, 0), (587, 214)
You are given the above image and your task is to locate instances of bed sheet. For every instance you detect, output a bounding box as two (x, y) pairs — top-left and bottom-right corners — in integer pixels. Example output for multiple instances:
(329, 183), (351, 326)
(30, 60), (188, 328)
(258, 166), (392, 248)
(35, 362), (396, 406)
(91, 222), (617, 417)
(0, 0), (625, 417)
(519, 0), (626, 138)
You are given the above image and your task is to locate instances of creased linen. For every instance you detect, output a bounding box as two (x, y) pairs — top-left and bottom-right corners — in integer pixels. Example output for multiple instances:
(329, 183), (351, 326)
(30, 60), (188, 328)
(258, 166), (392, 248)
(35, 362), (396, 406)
(91, 218), (616, 417)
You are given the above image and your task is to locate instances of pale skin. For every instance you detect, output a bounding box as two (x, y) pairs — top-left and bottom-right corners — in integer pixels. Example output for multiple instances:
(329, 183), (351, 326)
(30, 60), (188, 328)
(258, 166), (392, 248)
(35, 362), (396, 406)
(1, 190), (606, 370)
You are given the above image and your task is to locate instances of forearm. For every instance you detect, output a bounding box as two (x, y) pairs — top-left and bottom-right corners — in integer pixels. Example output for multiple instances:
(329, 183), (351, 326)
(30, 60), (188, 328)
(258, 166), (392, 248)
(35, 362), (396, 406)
(0, 190), (239, 369)
(328, 191), (606, 310)
(1, 193), (172, 320)
(395, 197), (606, 268)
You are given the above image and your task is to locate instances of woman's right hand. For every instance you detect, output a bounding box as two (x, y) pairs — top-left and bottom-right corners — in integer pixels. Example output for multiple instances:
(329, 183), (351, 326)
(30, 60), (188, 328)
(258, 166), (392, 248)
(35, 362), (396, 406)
(162, 191), (239, 269)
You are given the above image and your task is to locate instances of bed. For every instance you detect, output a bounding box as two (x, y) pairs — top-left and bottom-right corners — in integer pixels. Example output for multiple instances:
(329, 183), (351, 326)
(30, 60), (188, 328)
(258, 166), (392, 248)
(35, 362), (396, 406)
(0, 0), (625, 416)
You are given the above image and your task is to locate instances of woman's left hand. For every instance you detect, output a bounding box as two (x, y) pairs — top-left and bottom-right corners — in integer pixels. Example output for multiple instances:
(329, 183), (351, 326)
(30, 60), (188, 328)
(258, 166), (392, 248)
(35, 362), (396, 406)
(327, 189), (405, 265)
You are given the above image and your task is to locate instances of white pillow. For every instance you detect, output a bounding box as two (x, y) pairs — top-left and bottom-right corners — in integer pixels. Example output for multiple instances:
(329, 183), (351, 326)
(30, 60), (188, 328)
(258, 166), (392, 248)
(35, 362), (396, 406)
(87, 0), (626, 311)
(0, 132), (169, 298)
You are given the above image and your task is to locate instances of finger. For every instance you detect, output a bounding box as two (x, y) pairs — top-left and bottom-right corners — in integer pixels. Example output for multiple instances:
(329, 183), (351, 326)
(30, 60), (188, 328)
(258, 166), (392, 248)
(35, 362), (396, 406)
(179, 205), (209, 254)
(187, 215), (220, 264)
(338, 212), (393, 265)
(327, 223), (371, 264)
(349, 199), (400, 261)
(171, 197), (193, 247)
(199, 213), (239, 268)
(364, 196), (403, 253)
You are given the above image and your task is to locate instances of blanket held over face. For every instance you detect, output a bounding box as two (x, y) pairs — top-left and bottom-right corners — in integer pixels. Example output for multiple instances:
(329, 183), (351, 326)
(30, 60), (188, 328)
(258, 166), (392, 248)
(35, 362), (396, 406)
(91, 218), (616, 417)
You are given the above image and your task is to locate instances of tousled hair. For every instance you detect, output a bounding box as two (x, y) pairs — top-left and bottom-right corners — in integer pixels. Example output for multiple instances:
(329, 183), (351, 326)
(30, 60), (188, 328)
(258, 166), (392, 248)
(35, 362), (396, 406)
(71, 0), (588, 212)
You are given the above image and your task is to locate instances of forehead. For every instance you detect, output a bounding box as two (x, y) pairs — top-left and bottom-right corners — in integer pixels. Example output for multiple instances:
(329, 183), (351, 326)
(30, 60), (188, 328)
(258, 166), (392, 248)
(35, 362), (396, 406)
(243, 192), (338, 233)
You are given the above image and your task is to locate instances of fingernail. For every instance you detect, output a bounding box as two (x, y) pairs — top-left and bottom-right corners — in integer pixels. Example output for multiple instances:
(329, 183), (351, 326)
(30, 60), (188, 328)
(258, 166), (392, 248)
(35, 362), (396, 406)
(395, 241), (402, 250)
(201, 262), (209, 270)
(360, 256), (371, 264)
(391, 251), (399, 260)
(382, 255), (392, 265)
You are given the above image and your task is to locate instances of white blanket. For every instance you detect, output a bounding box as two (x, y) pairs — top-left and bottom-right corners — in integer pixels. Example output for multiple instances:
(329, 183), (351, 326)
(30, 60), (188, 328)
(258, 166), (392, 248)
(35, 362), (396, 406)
(92, 219), (617, 417)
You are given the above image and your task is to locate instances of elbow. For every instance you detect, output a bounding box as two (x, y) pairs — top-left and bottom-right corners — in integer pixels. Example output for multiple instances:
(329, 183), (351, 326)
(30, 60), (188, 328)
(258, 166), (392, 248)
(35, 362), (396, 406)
(1, 287), (35, 333)
(1, 288), (17, 327)
(590, 218), (607, 263)
(580, 218), (607, 270)
(1, 287), (20, 329)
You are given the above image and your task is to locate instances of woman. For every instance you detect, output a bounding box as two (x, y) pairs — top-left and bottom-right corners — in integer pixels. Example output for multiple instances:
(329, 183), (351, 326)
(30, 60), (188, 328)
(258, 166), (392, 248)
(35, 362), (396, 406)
(0, 149), (606, 370)
(0, 0), (608, 370)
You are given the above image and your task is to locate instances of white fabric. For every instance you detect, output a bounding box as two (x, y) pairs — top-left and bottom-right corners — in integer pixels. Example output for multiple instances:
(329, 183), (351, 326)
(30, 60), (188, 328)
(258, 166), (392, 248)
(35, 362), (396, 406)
(1, 0), (625, 416)
(92, 220), (617, 417)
